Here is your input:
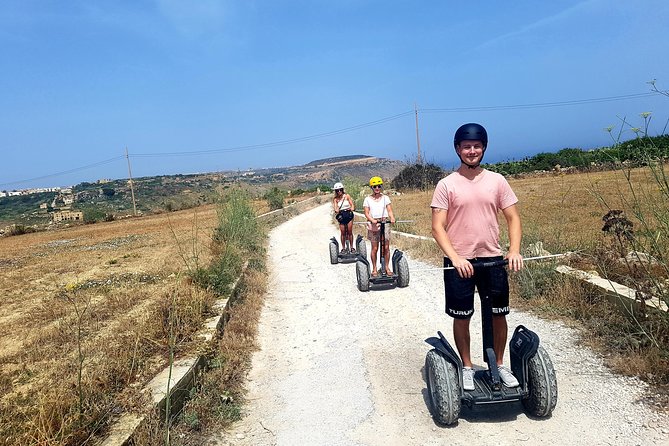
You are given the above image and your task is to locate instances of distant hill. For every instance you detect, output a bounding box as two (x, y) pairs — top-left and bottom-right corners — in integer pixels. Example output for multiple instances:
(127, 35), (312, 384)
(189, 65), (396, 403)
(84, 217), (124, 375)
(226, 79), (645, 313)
(303, 155), (372, 166)
(235, 155), (406, 190)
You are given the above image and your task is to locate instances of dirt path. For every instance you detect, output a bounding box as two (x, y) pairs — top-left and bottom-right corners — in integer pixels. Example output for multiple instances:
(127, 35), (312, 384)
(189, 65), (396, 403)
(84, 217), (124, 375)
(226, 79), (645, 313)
(212, 203), (669, 446)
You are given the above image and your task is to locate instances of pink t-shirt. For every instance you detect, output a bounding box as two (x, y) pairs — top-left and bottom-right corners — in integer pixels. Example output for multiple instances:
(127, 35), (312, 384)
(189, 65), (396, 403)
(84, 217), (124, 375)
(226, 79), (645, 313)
(430, 169), (518, 258)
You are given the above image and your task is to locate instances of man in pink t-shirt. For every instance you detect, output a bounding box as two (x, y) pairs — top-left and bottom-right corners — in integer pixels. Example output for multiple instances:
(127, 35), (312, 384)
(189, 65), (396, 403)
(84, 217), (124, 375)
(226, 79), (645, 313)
(430, 123), (524, 391)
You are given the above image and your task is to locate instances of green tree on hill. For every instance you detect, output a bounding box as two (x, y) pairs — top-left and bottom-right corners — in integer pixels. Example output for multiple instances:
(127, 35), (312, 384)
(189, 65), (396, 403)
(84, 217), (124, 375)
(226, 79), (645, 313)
(392, 163), (445, 190)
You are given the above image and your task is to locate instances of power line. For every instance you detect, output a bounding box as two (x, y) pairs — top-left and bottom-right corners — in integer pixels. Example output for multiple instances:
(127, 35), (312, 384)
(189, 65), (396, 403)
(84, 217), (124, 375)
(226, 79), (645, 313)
(2, 91), (663, 188)
(131, 111), (414, 157)
(420, 92), (659, 113)
(0, 156), (124, 188)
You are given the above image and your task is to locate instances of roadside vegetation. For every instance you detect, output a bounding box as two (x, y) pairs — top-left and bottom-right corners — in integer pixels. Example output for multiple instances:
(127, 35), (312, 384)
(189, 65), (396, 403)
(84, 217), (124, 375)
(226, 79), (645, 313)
(483, 134), (669, 176)
(129, 189), (323, 445)
(0, 203), (220, 445)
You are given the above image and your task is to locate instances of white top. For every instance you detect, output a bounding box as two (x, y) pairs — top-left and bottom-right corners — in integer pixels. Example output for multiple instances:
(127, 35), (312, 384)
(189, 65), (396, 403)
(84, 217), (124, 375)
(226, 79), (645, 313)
(337, 196), (351, 211)
(363, 194), (391, 219)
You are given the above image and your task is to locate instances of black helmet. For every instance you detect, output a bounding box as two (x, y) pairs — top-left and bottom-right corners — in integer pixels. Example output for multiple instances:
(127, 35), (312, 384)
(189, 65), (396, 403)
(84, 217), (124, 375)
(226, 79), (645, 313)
(453, 123), (488, 149)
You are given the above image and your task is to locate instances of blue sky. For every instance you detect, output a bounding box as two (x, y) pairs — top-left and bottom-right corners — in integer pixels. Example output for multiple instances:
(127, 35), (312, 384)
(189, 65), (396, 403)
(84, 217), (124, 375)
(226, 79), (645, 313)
(2, 0), (669, 189)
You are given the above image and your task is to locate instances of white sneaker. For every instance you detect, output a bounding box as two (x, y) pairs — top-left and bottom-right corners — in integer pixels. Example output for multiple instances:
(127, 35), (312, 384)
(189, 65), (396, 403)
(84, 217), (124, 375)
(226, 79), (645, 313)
(462, 367), (475, 391)
(498, 365), (519, 388)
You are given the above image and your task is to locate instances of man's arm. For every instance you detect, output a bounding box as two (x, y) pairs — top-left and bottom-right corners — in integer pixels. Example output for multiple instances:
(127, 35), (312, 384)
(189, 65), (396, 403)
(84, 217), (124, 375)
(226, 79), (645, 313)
(501, 204), (523, 272)
(431, 207), (473, 278)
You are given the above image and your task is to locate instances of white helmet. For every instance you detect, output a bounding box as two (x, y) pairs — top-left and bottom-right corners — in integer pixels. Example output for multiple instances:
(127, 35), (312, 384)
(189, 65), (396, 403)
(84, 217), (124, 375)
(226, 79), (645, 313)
(333, 182), (344, 190)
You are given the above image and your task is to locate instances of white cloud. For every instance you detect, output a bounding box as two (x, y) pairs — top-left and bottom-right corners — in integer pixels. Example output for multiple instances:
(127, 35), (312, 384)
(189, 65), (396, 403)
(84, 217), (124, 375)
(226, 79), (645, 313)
(476, 0), (602, 50)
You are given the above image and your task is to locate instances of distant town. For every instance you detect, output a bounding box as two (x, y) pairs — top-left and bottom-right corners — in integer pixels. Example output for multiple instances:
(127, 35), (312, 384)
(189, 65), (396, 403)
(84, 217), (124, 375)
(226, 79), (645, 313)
(0, 178), (113, 198)
(0, 186), (71, 197)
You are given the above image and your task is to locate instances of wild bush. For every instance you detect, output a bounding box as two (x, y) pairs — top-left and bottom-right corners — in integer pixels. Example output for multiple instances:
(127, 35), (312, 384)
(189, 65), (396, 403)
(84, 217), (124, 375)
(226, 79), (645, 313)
(264, 187), (287, 210)
(392, 163), (445, 190)
(6, 224), (37, 236)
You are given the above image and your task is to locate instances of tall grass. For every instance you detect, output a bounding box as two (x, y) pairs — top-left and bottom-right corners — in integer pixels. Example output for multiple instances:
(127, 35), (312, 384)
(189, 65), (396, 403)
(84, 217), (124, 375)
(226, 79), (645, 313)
(134, 188), (267, 444)
(191, 189), (262, 297)
(511, 107), (669, 388)
(341, 177), (365, 211)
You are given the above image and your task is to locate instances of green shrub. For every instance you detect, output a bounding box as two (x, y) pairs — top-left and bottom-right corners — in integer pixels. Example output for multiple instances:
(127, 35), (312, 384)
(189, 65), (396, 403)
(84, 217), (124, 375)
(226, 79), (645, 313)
(6, 224), (37, 236)
(392, 163), (445, 190)
(83, 209), (105, 224)
(214, 189), (262, 253)
(194, 189), (265, 296)
(264, 187), (287, 211)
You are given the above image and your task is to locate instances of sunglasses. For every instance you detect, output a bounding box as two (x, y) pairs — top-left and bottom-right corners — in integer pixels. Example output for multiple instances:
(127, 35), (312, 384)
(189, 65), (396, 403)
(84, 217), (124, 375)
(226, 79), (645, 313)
(335, 189), (343, 192)
(372, 185), (382, 189)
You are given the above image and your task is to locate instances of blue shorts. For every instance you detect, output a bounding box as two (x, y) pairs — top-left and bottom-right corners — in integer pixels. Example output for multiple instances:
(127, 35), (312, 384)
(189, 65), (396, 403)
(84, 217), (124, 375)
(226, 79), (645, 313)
(443, 256), (510, 319)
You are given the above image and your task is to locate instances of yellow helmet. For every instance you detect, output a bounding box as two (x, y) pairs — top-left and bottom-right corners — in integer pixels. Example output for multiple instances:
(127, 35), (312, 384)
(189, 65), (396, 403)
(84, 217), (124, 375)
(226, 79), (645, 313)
(369, 176), (383, 187)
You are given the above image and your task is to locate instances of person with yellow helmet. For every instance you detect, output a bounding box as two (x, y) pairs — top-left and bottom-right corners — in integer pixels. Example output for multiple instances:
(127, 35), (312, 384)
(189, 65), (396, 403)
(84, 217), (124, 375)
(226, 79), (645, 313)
(363, 176), (395, 277)
(332, 182), (355, 253)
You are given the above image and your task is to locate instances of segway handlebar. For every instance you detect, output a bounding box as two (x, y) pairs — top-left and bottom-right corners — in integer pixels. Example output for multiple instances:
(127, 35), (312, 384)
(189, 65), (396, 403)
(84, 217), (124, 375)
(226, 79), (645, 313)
(411, 252), (576, 272)
(353, 219), (414, 225)
(471, 259), (508, 269)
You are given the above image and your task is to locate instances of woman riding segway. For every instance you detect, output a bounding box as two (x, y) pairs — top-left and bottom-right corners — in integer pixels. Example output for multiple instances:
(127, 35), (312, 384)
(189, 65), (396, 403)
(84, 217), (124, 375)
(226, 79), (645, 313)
(332, 182), (355, 253)
(363, 176), (395, 277)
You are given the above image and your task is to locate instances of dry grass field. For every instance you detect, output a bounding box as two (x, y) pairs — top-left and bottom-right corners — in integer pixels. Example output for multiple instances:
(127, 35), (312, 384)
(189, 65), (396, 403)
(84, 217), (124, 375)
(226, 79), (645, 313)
(0, 189), (324, 445)
(0, 204), (230, 445)
(391, 166), (668, 264)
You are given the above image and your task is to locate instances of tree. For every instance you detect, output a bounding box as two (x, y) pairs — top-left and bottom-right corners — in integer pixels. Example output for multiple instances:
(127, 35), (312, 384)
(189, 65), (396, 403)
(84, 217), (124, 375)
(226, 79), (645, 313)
(101, 188), (115, 197)
(392, 163), (445, 190)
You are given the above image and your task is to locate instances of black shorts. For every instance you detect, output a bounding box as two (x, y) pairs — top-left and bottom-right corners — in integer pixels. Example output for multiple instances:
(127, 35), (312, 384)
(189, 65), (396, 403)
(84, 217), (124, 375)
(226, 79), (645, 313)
(443, 256), (510, 319)
(336, 209), (354, 225)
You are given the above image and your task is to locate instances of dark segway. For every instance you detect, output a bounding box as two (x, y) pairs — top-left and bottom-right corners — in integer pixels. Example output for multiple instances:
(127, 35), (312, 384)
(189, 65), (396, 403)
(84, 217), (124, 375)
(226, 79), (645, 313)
(329, 218), (367, 264)
(424, 258), (557, 425)
(355, 219), (409, 291)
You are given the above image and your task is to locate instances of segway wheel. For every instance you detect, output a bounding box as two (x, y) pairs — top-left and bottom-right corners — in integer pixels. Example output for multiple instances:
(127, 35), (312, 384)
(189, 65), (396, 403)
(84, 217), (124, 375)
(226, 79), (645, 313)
(425, 349), (461, 425)
(329, 241), (339, 265)
(396, 255), (409, 287)
(522, 345), (558, 417)
(356, 238), (367, 259)
(356, 260), (370, 292)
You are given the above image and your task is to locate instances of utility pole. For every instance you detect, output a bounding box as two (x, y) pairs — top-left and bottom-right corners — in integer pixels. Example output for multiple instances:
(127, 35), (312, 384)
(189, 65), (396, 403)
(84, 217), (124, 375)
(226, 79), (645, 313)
(414, 103), (422, 164)
(125, 147), (137, 216)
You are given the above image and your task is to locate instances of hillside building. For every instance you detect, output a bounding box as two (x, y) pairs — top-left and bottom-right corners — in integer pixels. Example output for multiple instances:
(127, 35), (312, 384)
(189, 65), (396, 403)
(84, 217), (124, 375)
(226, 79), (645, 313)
(52, 210), (83, 222)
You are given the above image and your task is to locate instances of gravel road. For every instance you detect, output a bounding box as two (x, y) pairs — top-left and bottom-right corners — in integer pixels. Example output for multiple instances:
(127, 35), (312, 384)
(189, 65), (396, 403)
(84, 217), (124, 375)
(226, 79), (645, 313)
(213, 203), (669, 446)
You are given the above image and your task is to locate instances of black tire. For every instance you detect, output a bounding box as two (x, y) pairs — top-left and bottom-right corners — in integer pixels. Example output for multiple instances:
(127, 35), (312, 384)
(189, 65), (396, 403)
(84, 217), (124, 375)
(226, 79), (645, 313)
(522, 345), (558, 417)
(396, 255), (409, 287)
(356, 238), (367, 259)
(425, 349), (461, 425)
(356, 260), (370, 292)
(329, 241), (338, 264)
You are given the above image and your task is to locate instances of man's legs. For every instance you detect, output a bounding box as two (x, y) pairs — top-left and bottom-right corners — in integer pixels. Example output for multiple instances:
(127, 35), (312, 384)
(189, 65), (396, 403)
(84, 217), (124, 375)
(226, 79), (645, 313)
(453, 318), (472, 367)
(492, 314), (507, 365)
(445, 257), (476, 390)
(454, 317), (475, 391)
(492, 311), (519, 388)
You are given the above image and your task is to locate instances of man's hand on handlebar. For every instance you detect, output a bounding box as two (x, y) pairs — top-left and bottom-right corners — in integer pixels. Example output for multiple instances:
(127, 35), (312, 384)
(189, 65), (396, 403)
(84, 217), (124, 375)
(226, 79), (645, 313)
(505, 252), (524, 272)
(451, 256), (474, 279)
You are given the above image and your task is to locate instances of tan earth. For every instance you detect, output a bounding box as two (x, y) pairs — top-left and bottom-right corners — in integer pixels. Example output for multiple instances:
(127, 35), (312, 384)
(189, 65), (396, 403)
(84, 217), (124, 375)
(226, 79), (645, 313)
(211, 203), (669, 446)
